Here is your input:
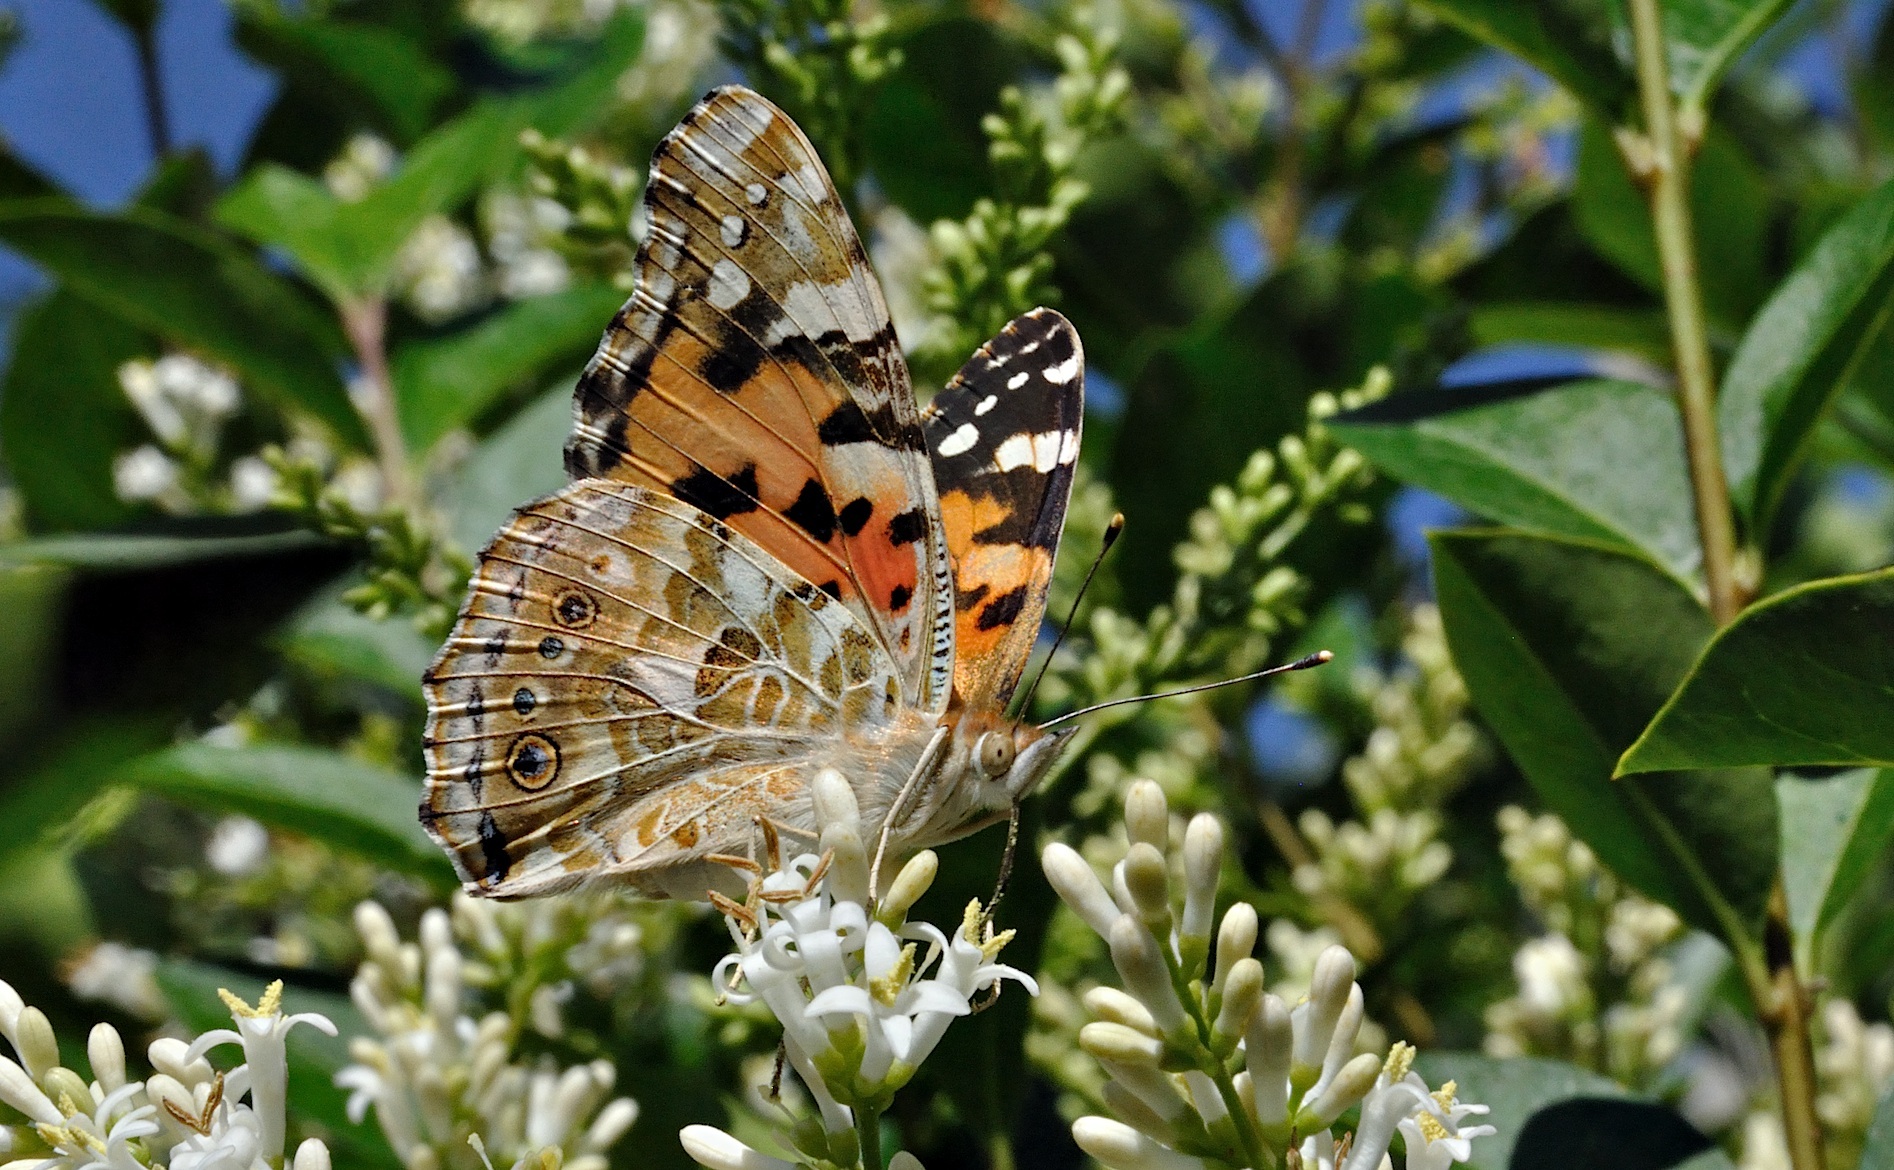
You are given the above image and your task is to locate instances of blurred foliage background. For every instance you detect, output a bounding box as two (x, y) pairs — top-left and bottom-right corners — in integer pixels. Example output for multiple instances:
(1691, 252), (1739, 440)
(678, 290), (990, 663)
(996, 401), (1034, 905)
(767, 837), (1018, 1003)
(5, 0), (1894, 1167)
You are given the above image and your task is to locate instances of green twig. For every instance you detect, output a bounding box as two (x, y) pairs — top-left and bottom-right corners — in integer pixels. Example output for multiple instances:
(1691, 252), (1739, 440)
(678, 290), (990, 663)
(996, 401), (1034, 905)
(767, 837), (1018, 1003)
(854, 1099), (884, 1170)
(1625, 0), (1742, 624)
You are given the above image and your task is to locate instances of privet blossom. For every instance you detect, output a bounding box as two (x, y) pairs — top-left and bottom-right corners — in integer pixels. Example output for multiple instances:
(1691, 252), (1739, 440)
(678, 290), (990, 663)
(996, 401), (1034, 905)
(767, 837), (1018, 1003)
(0, 977), (333, 1170)
(680, 768), (1036, 1170)
(1041, 780), (1495, 1170)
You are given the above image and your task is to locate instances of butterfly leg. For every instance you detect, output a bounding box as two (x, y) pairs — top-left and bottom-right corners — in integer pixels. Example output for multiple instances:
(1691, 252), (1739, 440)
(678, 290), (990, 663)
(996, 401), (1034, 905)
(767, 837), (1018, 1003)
(869, 723), (951, 906)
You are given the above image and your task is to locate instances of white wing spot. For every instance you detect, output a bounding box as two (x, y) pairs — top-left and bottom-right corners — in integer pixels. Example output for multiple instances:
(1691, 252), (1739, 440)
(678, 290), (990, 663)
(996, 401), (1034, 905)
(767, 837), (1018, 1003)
(1006, 371), (1029, 390)
(937, 423), (979, 458)
(708, 258), (751, 310)
(720, 215), (748, 248)
(745, 182), (769, 206)
(994, 430), (1071, 473)
(1045, 352), (1083, 384)
(974, 395), (998, 415)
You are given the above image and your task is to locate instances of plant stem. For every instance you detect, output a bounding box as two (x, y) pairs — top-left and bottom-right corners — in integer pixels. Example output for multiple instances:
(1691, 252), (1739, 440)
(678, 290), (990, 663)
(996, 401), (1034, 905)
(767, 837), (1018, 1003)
(1762, 884), (1827, 1170)
(854, 1100), (884, 1170)
(1625, 0), (1742, 626)
(339, 297), (417, 508)
(133, 27), (171, 159)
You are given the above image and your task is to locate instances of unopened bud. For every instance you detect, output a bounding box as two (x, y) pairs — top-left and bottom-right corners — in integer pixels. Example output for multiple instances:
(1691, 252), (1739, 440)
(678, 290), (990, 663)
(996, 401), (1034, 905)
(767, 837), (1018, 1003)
(1080, 1022), (1164, 1067)
(1123, 781), (1168, 850)
(679, 1124), (795, 1170)
(1211, 959), (1263, 1052)
(1084, 987), (1158, 1036)
(1121, 844), (1172, 930)
(1179, 816), (1222, 951)
(1071, 1116), (1207, 1170)
(1213, 904), (1257, 993)
(1042, 843), (1121, 939)
(88, 1024), (126, 1093)
(877, 850), (936, 925)
(15, 1009), (56, 1080)
(1316, 984), (1365, 1091)
(1109, 917), (1187, 1033)
(293, 1140), (333, 1170)
(1246, 994), (1293, 1125)
(1297, 1052), (1382, 1130)
(1293, 946), (1357, 1073)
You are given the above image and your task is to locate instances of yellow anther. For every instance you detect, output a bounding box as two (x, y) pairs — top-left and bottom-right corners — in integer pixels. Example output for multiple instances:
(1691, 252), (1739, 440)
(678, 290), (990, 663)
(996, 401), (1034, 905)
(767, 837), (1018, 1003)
(218, 979), (284, 1018)
(1417, 1112), (1449, 1142)
(1382, 1040), (1415, 1083)
(961, 900), (984, 944)
(1431, 1080), (1458, 1110)
(870, 944), (916, 1006)
(56, 1092), (79, 1118)
(980, 928), (1016, 962)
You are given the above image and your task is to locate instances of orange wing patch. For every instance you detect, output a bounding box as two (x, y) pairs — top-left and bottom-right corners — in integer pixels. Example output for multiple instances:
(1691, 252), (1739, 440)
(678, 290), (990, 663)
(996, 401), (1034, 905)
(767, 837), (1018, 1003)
(567, 86), (954, 715)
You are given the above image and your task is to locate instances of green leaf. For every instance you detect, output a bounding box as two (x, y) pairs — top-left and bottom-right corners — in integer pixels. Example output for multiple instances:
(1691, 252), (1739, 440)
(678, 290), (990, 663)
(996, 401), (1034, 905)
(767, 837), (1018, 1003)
(1430, 530), (1777, 938)
(447, 382), (574, 552)
(0, 144), (66, 202)
(1573, 120), (1770, 330)
(1620, 567), (1894, 772)
(1410, 1053), (1627, 1170)
(0, 566), (67, 746)
(113, 742), (451, 881)
(1777, 769), (1894, 958)
(392, 282), (625, 450)
(1719, 176), (1894, 530)
(1407, 0), (1629, 113)
(1468, 301), (1671, 363)
(234, 11), (454, 144)
(0, 529), (326, 571)
(0, 290), (147, 530)
(280, 590), (434, 699)
(1600, 0), (1796, 111)
(0, 200), (362, 443)
(158, 961), (402, 1169)
(1331, 380), (1702, 590)
(0, 716), (173, 869)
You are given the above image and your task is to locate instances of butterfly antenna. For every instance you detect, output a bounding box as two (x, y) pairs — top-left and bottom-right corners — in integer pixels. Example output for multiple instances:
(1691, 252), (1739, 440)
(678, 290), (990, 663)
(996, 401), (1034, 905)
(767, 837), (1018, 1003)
(1011, 512), (1125, 722)
(1037, 650), (1335, 730)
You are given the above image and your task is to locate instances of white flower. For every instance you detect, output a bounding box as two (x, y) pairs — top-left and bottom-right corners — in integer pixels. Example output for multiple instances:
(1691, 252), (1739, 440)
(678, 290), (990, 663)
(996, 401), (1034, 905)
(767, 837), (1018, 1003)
(186, 981), (337, 1162)
(114, 445), (181, 503)
(65, 942), (168, 1022)
(396, 214), (488, 322)
(1513, 934), (1589, 1020)
(227, 457), (279, 512)
(205, 816), (271, 877)
(1341, 1048), (1494, 1170)
(324, 134), (395, 201)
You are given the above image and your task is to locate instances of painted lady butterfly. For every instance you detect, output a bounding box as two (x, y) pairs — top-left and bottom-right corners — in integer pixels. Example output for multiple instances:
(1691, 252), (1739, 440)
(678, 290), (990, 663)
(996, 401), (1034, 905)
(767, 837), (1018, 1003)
(420, 86), (1085, 900)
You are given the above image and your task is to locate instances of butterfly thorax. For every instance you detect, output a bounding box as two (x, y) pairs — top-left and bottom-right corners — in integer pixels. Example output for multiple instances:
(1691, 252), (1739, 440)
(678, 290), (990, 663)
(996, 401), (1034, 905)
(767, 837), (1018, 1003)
(882, 707), (1075, 854)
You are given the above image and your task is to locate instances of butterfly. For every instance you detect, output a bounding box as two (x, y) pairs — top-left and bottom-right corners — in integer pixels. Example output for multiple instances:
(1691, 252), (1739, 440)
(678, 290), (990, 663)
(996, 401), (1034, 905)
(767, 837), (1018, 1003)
(419, 85), (1086, 900)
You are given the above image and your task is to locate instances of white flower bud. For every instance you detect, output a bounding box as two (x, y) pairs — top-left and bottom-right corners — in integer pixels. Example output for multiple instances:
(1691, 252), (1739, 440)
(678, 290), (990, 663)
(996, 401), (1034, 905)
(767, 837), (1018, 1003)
(878, 850), (937, 924)
(1294, 946), (1357, 1073)
(1298, 1052), (1382, 1129)
(355, 901), (403, 971)
(1102, 1080), (1177, 1141)
(1213, 903), (1257, 993)
(1315, 984), (1364, 1093)
(1042, 843), (1121, 938)
(1123, 781), (1169, 850)
(1246, 994), (1293, 1125)
(1099, 1059), (1190, 1123)
(889, 1154), (926, 1170)
(1109, 917), (1187, 1033)
(15, 1008), (57, 1080)
(293, 1139), (333, 1170)
(586, 1098), (639, 1151)
(1081, 1022), (1164, 1066)
(679, 1124), (797, 1170)
(41, 1066), (90, 1111)
(1180, 815), (1222, 948)
(88, 1023), (126, 1093)
(1212, 959), (1262, 1050)
(148, 1036), (214, 1085)
(1083, 987), (1158, 1037)
(1071, 1116), (1206, 1170)
(0, 1055), (59, 1124)
(0, 980), (23, 1041)
(1121, 844), (1173, 930)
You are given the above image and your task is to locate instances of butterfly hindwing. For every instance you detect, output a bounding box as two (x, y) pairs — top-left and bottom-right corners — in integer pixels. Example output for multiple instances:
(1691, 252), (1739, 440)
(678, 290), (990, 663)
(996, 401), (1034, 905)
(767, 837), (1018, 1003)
(923, 309), (1085, 711)
(421, 481), (906, 899)
(567, 85), (954, 716)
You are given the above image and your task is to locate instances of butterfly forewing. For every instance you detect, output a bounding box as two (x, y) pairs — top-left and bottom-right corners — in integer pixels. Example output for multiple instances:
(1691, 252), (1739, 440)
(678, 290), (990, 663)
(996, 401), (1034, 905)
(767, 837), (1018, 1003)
(923, 309), (1085, 710)
(421, 481), (905, 899)
(567, 85), (954, 715)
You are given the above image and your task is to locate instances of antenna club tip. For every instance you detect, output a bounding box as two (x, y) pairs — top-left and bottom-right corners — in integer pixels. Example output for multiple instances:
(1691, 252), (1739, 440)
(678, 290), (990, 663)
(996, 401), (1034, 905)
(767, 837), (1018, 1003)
(1103, 513), (1126, 541)
(1312, 649), (1334, 663)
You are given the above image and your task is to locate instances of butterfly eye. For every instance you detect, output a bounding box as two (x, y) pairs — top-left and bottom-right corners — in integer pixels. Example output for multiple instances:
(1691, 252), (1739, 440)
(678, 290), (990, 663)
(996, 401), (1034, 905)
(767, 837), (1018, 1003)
(977, 731), (1016, 777)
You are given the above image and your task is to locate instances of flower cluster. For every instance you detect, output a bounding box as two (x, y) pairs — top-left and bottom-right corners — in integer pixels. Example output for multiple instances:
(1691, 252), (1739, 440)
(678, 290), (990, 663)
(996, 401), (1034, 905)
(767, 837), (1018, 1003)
(112, 354), (274, 515)
(1483, 807), (1686, 1086)
(1041, 780), (1493, 1169)
(681, 769), (1035, 1170)
(336, 900), (640, 1170)
(1736, 997), (1894, 1170)
(0, 977), (334, 1170)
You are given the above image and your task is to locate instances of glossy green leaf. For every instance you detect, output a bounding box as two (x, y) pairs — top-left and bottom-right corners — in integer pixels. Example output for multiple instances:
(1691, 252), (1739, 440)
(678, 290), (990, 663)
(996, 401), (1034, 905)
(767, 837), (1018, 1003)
(1719, 176), (1894, 530)
(159, 961), (402, 1169)
(0, 144), (65, 201)
(1621, 567), (1894, 772)
(1468, 301), (1671, 363)
(1601, 0), (1795, 110)
(280, 590), (434, 699)
(234, 11), (454, 144)
(114, 742), (451, 881)
(1431, 530), (1777, 938)
(1331, 380), (1701, 590)
(0, 717), (172, 868)
(0, 529), (325, 571)
(393, 282), (625, 449)
(0, 200), (362, 442)
(1410, 1053), (1627, 1170)
(448, 382), (574, 552)
(1573, 120), (1770, 329)
(1407, 0), (1628, 112)
(1777, 769), (1894, 958)
(0, 290), (147, 530)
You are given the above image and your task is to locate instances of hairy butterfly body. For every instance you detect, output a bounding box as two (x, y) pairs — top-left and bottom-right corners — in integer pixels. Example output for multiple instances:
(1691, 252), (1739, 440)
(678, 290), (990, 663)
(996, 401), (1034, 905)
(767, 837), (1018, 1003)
(422, 85), (1083, 899)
